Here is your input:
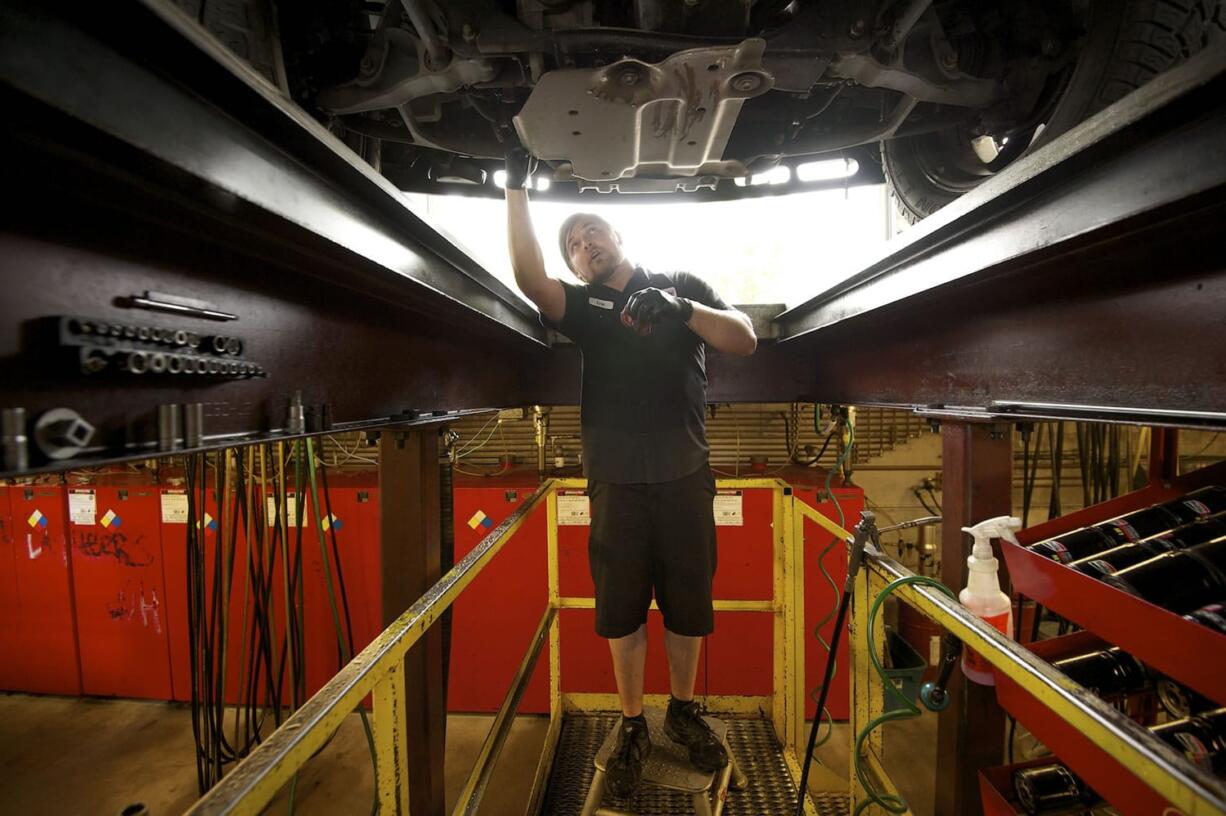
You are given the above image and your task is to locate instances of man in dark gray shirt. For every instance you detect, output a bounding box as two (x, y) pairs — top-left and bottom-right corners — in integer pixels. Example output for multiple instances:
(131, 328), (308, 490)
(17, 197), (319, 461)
(505, 152), (756, 798)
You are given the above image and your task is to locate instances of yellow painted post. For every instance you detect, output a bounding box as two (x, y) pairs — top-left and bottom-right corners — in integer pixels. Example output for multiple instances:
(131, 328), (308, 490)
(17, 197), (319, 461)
(547, 489), (561, 720)
(849, 567), (888, 809)
(849, 564), (869, 804)
(373, 662), (410, 815)
(771, 486), (786, 744)
(788, 494), (807, 756)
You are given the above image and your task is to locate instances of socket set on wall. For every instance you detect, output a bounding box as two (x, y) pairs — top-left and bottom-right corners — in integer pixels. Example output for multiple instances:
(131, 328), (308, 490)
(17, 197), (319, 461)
(59, 316), (266, 378)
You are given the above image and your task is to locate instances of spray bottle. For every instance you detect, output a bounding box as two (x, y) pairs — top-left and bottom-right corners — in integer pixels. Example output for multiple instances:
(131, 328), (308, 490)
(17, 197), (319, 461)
(960, 515), (1022, 685)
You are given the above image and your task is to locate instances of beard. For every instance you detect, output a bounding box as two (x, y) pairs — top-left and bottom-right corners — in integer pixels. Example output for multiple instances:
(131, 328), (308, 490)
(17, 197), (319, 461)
(588, 261), (616, 284)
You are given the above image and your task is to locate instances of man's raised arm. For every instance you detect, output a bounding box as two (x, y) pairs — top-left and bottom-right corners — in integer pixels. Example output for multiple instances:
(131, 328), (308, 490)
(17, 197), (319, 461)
(505, 149), (565, 324)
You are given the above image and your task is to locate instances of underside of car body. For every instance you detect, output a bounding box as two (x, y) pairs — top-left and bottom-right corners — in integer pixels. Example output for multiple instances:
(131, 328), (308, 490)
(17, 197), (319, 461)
(185, 0), (1224, 217)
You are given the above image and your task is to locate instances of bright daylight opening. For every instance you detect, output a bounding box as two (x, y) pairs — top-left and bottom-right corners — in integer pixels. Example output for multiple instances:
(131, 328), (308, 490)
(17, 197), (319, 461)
(408, 178), (899, 308)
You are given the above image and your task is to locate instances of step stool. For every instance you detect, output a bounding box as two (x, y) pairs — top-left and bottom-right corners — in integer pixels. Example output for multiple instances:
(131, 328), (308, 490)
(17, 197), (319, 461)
(580, 708), (748, 816)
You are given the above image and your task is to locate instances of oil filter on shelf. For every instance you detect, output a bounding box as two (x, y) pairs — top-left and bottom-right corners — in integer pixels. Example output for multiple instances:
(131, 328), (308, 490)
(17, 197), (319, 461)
(1103, 540), (1226, 615)
(1184, 485), (1226, 518)
(1151, 708), (1226, 775)
(1027, 487), (1226, 564)
(1028, 526), (1116, 564)
(1072, 541), (1181, 580)
(1052, 647), (1149, 698)
(1144, 515), (1226, 551)
(1098, 505), (1190, 547)
(1157, 676), (1219, 719)
(1184, 602), (1226, 635)
(1073, 516), (1226, 579)
(1013, 709), (1226, 813)
(1013, 764), (1098, 814)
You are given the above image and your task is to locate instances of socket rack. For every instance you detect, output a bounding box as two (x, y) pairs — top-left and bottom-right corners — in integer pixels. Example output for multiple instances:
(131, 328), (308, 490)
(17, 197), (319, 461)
(59, 315), (265, 378)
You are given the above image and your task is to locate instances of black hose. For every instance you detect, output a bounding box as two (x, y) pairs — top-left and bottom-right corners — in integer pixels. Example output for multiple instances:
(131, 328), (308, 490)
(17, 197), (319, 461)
(795, 564), (857, 815)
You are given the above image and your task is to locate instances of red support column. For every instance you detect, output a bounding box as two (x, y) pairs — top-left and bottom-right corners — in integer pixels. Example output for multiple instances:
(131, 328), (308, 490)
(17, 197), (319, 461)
(380, 430), (446, 816)
(937, 421), (1013, 816)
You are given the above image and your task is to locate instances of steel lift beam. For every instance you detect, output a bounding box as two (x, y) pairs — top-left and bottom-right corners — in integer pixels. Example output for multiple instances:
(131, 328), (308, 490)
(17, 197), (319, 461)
(2, 6), (1225, 816)
(2, 3), (1226, 478)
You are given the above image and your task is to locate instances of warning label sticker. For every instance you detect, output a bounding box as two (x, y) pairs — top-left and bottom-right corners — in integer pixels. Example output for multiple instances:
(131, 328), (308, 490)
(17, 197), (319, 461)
(267, 495), (302, 527)
(161, 492), (189, 524)
(68, 490), (96, 526)
(713, 492), (743, 526)
(557, 494), (590, 526)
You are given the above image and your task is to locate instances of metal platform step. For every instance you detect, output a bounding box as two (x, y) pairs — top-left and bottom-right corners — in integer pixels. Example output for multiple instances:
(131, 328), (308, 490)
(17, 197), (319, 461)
(539, 713), (850, 816)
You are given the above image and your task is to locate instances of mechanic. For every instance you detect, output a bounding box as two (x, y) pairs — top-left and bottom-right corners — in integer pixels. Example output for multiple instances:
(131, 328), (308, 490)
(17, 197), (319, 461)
(503, 149), (757, 798)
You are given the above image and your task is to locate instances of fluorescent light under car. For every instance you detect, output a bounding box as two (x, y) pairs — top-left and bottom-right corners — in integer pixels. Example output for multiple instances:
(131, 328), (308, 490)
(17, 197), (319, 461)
(796, 158), (859, 182)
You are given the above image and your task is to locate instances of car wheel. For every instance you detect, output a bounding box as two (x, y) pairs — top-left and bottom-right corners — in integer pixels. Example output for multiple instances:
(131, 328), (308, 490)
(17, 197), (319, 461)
(883, 0), (1226, 223)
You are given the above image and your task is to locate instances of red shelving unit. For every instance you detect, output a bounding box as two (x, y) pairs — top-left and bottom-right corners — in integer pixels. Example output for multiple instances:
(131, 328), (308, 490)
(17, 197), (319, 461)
(993, 437), (1226, 816)
(1004, 458), (1226, 706)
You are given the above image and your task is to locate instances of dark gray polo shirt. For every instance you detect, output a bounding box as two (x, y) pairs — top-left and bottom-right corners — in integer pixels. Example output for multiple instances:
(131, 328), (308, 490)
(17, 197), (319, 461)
(543, 266), (730, 484)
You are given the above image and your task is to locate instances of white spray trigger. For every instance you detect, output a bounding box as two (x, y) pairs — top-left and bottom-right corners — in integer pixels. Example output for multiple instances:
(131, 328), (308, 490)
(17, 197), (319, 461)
(961, 516), (1022, 557)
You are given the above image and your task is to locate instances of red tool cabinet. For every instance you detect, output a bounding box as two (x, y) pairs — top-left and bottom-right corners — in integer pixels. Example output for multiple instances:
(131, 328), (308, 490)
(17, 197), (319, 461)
(450, 473), (551, 713)
(7, 483), (81, 695)
(0, 484), (22, 690)
(67, 477), (173, 700)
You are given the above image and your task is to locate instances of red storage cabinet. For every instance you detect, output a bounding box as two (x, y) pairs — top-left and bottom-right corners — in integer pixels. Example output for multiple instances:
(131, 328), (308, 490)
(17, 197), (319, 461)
(450, 472), (551, 713)
(0, 484), (22, 690)
(67, 478), (173, 700)
(8, 483), (81, 695)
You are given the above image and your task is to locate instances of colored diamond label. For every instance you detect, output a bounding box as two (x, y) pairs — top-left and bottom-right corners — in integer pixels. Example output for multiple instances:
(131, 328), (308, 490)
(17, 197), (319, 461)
(26, 509), (47, 529)
(467, 510), (489, 530)
(322, 513), (343, 532)
(100, 509), (122, 529)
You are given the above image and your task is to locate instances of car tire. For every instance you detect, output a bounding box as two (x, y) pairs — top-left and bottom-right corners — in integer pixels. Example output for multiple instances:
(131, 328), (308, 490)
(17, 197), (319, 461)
(882, 0), (1226, 223)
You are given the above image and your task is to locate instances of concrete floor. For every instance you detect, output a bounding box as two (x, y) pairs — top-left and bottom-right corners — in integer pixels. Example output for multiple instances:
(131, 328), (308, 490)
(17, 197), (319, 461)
(0, 693), (549, 816)
(805, 716), (939, 816)
(0, 693), (939, 815)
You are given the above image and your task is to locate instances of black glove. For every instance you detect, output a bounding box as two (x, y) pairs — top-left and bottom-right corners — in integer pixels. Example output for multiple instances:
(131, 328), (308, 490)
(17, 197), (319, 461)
(505, 146), (537, 191)
(621, 288), (693, 335)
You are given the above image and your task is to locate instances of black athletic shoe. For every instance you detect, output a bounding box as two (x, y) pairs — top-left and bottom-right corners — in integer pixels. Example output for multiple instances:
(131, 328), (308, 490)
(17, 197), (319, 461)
(664, 698), (729, 773)
(606, 715), (651, 798)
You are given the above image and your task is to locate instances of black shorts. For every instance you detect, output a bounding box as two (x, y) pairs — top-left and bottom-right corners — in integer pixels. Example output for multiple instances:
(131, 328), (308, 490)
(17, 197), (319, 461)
(587, 466), (717, 639)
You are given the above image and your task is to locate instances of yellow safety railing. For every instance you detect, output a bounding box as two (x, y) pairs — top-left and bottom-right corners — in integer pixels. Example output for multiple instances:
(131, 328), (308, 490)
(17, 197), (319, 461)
(846, 546), (1226, 816)
(186, 477), (835, 816)
(185, 474), (1225, 816)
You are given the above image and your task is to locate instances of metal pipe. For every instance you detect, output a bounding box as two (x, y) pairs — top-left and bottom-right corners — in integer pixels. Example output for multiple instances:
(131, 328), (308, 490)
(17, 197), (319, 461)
(882, 0), (933, 50)
(2, 407), (28, 472)
(454, 605), (556, 816)
(399, 0), (450, 68)
(157, 404), (181, 452)
(184, 403), (205, 448)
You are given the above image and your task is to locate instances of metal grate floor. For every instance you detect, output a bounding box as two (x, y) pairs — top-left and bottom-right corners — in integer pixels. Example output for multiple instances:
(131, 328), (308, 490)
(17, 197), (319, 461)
(539, 713), (850, 816)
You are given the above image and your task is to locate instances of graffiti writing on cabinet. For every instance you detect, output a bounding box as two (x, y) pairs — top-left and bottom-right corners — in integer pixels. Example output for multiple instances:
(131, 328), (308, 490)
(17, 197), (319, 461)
(27, 529), (51, 560)
(107, 581), (162, 633)
(76, 530), (154, 567)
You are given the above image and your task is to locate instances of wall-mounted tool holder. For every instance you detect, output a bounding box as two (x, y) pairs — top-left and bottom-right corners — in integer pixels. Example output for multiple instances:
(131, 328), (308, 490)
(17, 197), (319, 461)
(58, 316), (265, 379)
